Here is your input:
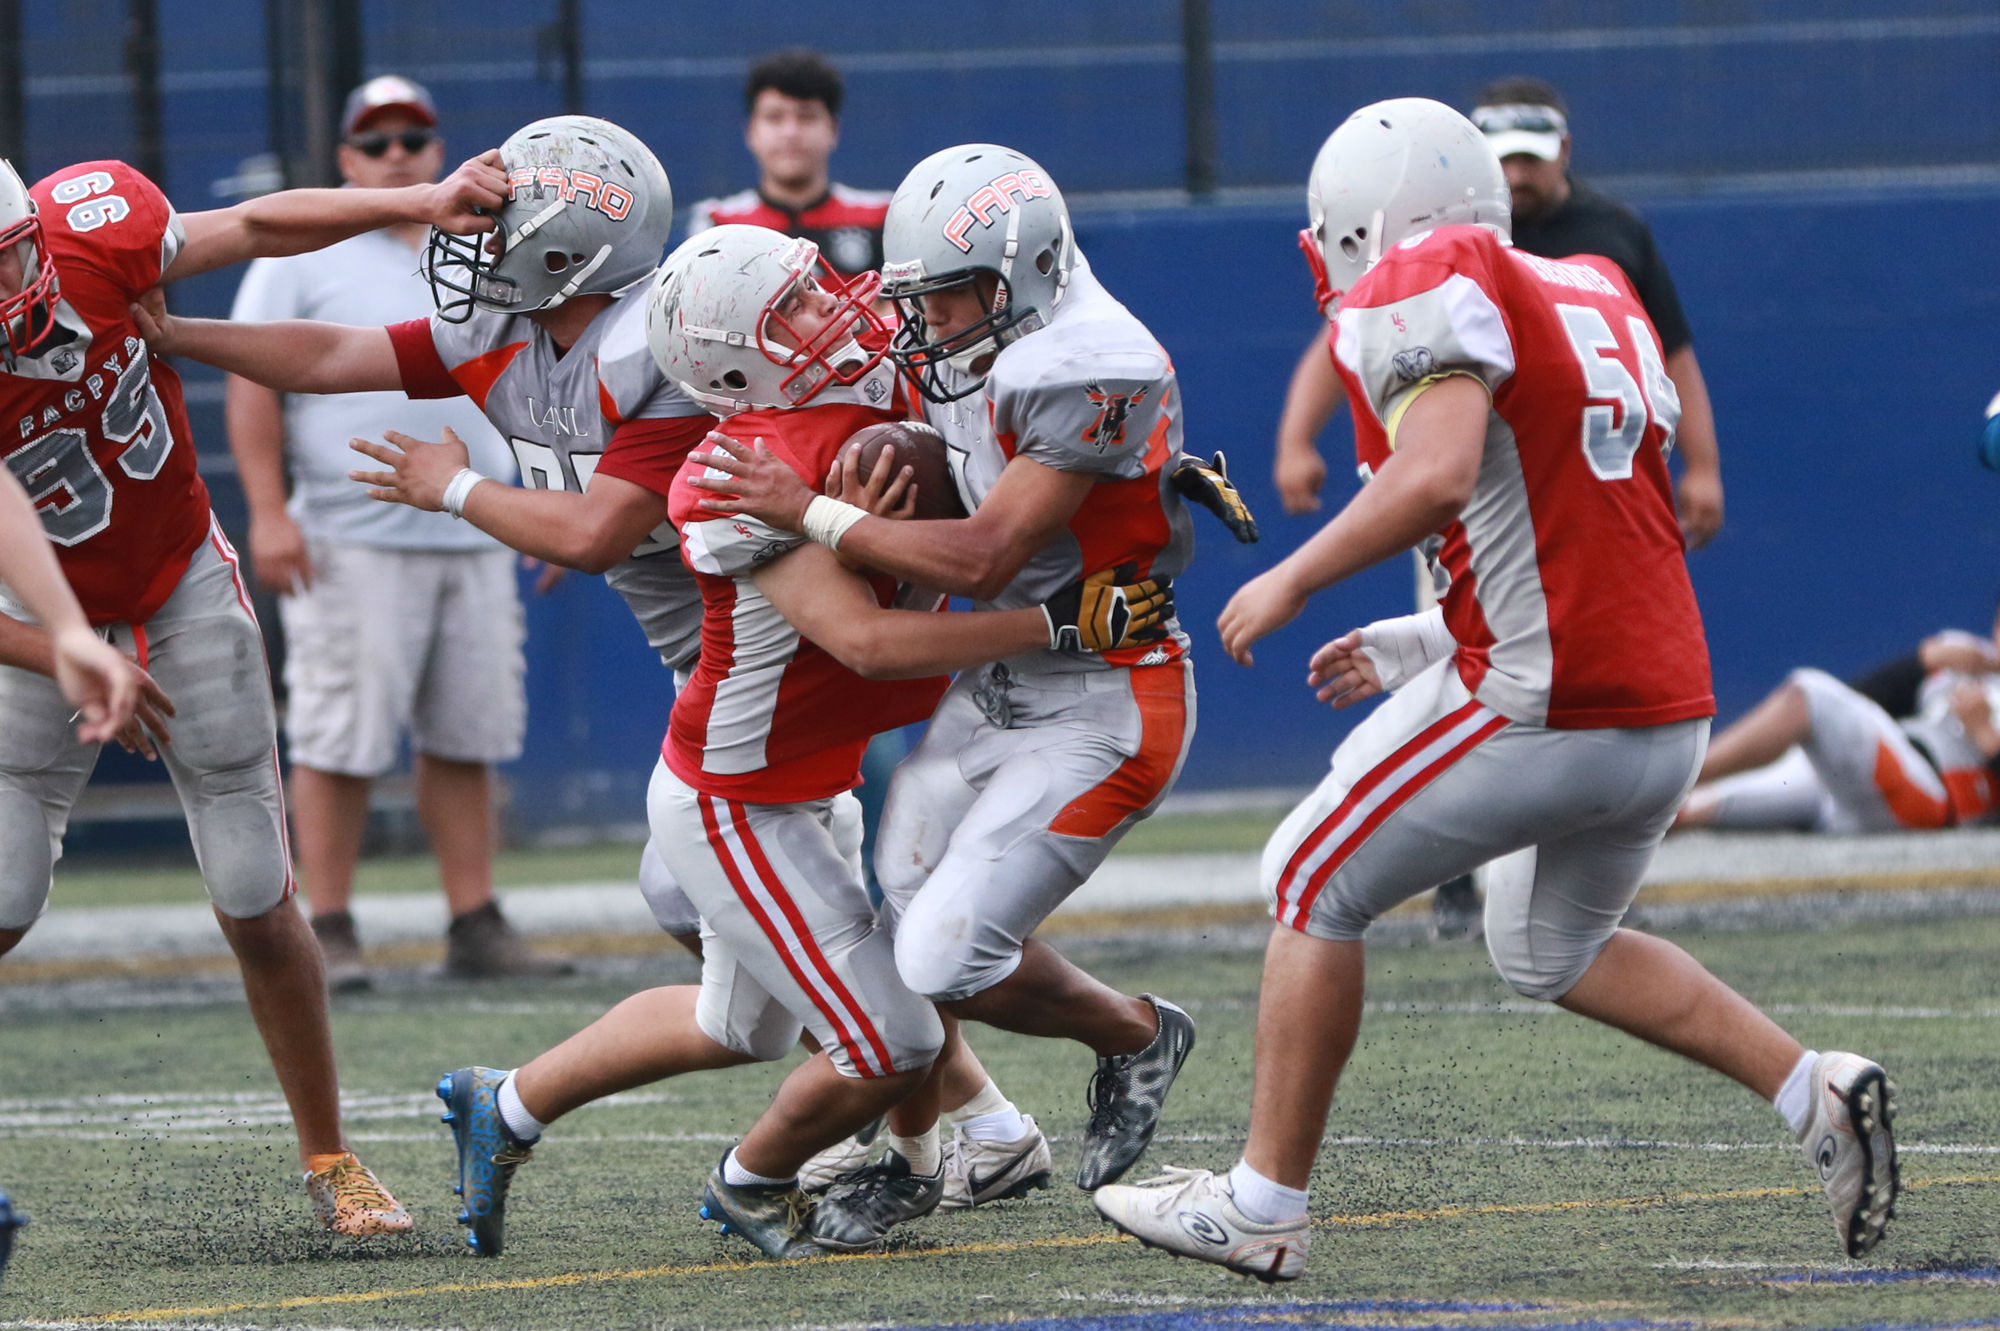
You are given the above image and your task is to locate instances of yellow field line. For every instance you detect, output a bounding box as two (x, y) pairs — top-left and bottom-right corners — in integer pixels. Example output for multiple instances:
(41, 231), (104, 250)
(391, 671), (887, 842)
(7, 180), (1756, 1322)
(77, 1172), (2000, 1324)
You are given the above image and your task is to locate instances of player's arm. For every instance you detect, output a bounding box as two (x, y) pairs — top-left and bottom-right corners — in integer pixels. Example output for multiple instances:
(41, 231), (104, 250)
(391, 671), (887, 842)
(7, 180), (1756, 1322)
(690, 435), (1094, 601)
(1665, 344), (1723, 549)
(224, 375), (317, 594)
(1218, 373), (1486, 665)
(163, 152), (508, 282)
(1273, 332), (1345, 515)
(131, 290), (402, 393)
(752, 544), (1171, 681)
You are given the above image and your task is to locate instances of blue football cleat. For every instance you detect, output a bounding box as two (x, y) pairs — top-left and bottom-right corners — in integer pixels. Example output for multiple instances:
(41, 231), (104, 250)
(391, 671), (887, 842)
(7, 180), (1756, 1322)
(700, 1151), (826, 1260)
(0, 1191), (24, 1283)
(436, 1067), (534, 1257)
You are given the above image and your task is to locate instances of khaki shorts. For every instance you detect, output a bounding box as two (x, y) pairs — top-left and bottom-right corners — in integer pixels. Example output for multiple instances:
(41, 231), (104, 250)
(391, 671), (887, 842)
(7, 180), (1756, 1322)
(279, 542), (525, 776)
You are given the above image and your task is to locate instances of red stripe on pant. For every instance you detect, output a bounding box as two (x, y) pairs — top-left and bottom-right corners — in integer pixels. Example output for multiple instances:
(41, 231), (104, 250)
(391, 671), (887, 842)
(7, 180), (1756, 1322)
(1275, 699), (1486, 922)
(1280, 704), (1509, 930)
(697, 796), (891, 1077)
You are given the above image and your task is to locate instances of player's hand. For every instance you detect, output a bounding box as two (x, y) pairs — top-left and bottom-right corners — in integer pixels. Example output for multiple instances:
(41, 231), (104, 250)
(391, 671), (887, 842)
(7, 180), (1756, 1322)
(1950, 679), (2000, 757)
(248, 511), (313, 595)
(1217, 565), (1309, 667)
(112, 660), (176, 760)
(1921, 628), (2000, 675)
(1042, 563), (1174, 653)
(1676, 465), (1724, 549)
(51, 625), (139, 747)
(1171, 451), (1260, 543)
(522, 555), (567, 595)
(128, 287), (181, 354)
(348, 427), (473, 511)
(1307, 630), (1385, 709)
(830, 442), (916, 519)
(1273, 441), (1327, 515)
(425, 150), (510, 235)
(688, 432), (815, 530)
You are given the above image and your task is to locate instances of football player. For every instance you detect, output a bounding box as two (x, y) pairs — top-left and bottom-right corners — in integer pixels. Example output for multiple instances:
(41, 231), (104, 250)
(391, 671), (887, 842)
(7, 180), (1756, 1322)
(0, 146), (508, 1236)
(438, 226), (1168, 1259)
(688, 146), (1215, 1219)
(1088, 99), (1897, 1279)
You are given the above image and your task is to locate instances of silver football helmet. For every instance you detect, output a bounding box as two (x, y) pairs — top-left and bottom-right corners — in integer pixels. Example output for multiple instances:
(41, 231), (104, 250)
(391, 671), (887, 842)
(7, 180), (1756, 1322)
(424, 115), (673, 322)
(0, 159), (58, 356)
(879, 143), (1075, 402)
(645, 223), (890, 416)
(1301, 97), (1510, 316)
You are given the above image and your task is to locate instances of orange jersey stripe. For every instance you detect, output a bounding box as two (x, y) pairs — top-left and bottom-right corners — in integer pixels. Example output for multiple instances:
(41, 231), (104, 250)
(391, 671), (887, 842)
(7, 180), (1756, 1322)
(1048, 662), (1189, 839)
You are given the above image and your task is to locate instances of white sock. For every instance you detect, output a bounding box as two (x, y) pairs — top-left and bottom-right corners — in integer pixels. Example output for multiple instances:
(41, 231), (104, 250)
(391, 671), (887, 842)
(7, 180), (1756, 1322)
(1228, 1159), (1309, 1225)
(888, 1126), (942, 1176)
(722, 1146), (792, 1188)
(949, 1079), (1027, 1141)
(1775, 1049), (1820, 1137)
(496, 1071), (545, 1144)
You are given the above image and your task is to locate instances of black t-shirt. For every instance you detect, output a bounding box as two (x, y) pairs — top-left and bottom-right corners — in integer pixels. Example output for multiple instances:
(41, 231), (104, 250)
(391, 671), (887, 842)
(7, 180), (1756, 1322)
(1512, 179), (1693, 356)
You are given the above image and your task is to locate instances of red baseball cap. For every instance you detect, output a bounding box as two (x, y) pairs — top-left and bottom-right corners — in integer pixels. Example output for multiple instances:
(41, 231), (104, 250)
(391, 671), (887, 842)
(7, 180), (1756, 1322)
(341, 75), (438, 138)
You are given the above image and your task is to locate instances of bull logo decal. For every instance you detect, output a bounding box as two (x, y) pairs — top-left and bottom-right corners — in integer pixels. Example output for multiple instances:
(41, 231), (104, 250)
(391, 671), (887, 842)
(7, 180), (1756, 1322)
(1083, 382), (1149, 453)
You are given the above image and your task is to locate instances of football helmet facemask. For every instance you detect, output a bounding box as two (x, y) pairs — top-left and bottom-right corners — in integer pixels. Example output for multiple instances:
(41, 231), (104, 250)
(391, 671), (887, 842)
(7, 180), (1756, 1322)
(645, 223), (890, 416)
(1301, 97), (1509, 316)
(0, 159), (59, 357)
(879, 144), (1074, 403)
(423, 115), (672, 323)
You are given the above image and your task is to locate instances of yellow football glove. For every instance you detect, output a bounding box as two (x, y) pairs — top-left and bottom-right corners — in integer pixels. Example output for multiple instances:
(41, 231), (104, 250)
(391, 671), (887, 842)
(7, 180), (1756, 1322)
(1042, 562), (1175, 653)
(1172, 450), (1260, 544)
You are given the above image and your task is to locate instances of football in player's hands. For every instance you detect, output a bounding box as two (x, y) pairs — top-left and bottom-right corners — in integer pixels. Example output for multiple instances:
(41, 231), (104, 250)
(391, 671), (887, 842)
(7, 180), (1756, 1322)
(838, 421), (966, 521)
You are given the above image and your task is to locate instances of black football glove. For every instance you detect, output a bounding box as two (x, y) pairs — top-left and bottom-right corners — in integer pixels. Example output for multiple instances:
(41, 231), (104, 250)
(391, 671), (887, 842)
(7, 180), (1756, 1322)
(1171, 450), (1260, 544)
(1042, 562), (1175, 653)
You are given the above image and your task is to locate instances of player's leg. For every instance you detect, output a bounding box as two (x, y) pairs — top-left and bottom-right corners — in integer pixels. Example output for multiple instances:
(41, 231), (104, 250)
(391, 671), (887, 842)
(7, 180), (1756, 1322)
(415, 547), (563, 977)
(277, 539), (412, 988)
(154, 529), (407, 1234)
(638, 835), (706, 957)
(890, 661), (1198, 1190)
(1697, 673), (1812, 782)
(0, 628), (103, 956)
(1788, 667), (1952, 830)
(1675, 745), (1827, 830)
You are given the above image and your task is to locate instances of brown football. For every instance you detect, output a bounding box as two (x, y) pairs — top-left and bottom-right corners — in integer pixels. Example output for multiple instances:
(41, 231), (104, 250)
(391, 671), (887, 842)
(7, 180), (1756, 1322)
(836, 420), (966, 521)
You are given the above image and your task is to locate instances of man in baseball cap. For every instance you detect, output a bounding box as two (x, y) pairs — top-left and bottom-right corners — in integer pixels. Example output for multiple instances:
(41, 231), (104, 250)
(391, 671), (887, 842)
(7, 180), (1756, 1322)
(341, 74), (438, 139)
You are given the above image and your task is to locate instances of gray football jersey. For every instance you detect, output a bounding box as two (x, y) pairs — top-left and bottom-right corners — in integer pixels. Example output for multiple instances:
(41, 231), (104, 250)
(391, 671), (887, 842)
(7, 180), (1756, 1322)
(423, 286), (710, 668)
(921, 257), (1194, 671)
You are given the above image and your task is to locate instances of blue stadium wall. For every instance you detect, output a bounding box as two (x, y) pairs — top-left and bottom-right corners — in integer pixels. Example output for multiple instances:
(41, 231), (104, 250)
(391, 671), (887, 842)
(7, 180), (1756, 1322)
(20, 4), (2000, 830)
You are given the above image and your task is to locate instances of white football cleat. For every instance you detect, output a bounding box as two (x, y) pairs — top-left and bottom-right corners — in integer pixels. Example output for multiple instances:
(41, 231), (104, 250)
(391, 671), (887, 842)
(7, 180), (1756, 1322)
(797, 1131), (875, 1195)
(1798, 1051), (1899, 1257)
(1093, 1166), (1307, 1282)
(940, 1114), (1053, 1209)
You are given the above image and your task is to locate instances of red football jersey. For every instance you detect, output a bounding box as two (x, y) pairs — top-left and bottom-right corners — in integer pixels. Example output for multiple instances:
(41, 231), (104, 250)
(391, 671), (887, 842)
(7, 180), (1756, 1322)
(1330, 225), (1712, 729)
(666, 400), (949, 803)
(2, 161), (207, 625)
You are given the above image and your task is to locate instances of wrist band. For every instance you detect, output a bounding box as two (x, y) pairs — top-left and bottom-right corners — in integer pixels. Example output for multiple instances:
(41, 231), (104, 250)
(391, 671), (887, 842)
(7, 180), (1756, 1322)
(440, 468), (485, 519)
(802, 494), (868, 551)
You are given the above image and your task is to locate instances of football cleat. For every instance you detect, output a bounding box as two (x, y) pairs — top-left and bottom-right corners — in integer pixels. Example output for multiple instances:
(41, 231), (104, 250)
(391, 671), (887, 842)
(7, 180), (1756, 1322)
(798, 1130), (876, 1195)
(941, 1114), (1053, 1210)
(1094, 1166), (1307, 1282)
(807, 1150), (946, 1251)
(0, 1190), (25, 1283)
(437, 1067), (535, 1256)
(303, 1151), (412, 1237)
(699, 1153), (826, 1260)
(1798, 1051), (1899, 1257)
(1077, 994), (1196, 1189)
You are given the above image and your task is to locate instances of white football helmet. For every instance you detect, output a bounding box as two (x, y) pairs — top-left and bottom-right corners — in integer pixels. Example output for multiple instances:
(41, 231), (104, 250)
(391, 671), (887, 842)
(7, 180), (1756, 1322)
(1301, 98), (1510, 315)
(0, 159), (58, 356)
(644, 223), (890, 416)
(879, 143), (1075, 402)
(424, 115), (673, 322)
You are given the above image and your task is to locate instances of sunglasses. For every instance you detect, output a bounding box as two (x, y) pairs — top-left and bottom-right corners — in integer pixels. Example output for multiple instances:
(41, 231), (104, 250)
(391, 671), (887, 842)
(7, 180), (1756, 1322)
(348, 129), (437, 158)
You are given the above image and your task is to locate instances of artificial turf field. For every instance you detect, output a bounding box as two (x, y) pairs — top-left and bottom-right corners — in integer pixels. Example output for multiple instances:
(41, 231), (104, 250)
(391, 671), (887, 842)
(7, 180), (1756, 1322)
(3, 902), (1999, 1330)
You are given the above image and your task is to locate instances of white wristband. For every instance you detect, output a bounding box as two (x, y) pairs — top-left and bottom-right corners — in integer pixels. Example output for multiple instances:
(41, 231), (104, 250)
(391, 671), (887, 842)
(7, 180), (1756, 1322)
(1356, 606), (1454, 694)
(440, 468), (485, 519)
(801, 494), (868, 551)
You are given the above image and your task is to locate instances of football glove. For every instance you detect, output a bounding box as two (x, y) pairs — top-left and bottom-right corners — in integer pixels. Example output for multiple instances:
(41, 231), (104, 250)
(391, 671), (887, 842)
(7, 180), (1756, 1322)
(0, 1191), (24, 1284)
(1043, 563), (1175, 653)
(1171, 450), (1259, 543)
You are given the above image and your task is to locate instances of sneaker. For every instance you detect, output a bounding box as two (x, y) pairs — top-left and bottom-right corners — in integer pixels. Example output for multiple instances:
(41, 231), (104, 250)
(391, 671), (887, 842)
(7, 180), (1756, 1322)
(798, 1131), (875, 1195)
(303, 1150), (412, 1236)
(1799, 1051), (1899, 1257)
(699, 1153), (826, 1260)
(807, 1150), (946, 1251)
(436, 1066), (535, 1256)
(1429, 874), (1483, 942)
(443, 902), (575, 980)
(1076, 995), (1196, 1189)
(310, 909), (372, 993)
(941, 1115), (1053, 1209)
(0, 1190), (27, 1282)
(1094, 1166), (1307, 1282)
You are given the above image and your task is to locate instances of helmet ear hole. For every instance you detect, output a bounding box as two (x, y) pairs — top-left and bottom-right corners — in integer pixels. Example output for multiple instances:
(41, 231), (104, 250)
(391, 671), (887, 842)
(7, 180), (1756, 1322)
(1339, 235), (1362, 261)
(719, 370), (748, 391)
(1035, 248), (1054, 276)
(544, 251), (569, 274)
